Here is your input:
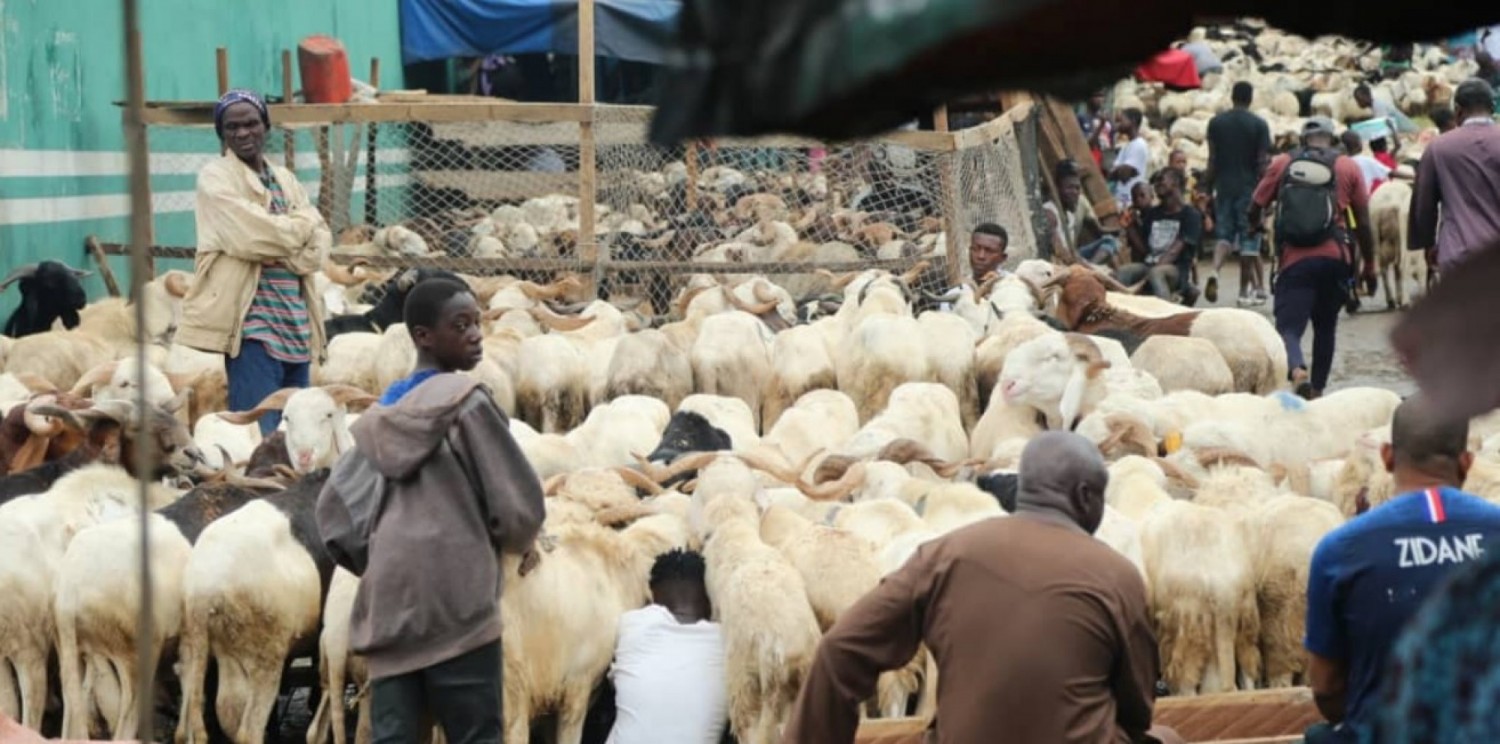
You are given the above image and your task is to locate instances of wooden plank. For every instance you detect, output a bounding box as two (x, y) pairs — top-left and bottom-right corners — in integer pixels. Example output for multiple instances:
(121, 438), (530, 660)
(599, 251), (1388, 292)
(1041, 95), (1121, 227)
(1156, 688), (1313, 710)
(136, 101), (594, 126)
(85, 236), (123, 297)
(282, 50), (297, 170)
(216, 47), (228, 96)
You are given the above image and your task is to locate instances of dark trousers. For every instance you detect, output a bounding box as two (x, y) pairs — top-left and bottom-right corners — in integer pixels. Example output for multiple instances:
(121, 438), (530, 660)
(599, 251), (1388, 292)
(226, 337), (310, 436)
(371, 641), (502, 744)
(1273, 257), (1348, 391)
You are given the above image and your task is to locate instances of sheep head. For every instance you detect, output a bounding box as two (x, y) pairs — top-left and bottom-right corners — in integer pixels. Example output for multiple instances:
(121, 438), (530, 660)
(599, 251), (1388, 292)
(998, 332), (1110, 429)
(1038, 265), (1093, 328)
(217, 385), (376, 474)
(33, 386), (202, 477)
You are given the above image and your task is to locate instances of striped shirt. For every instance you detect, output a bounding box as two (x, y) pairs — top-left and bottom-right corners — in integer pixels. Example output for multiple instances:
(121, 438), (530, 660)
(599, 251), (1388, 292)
(241, 165), (312, 363)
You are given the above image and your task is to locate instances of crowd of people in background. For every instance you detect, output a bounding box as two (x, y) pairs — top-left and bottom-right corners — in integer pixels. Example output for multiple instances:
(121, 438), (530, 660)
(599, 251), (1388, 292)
(1055, 31), (1500, 403)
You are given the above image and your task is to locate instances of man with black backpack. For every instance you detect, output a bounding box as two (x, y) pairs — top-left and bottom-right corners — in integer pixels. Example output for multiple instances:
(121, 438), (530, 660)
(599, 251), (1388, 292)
(1247, 117), (1376, 401)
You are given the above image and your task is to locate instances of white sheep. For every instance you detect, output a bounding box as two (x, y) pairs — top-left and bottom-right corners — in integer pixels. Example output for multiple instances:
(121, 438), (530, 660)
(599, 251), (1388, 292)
(175, 477), (329, 744)
(1128, 336), (1235, 395)
(691, 311), (774, 431)
(0, 465), (179, 729)
(697, 493), (821, 742)
(1139, 498), (1259, 696)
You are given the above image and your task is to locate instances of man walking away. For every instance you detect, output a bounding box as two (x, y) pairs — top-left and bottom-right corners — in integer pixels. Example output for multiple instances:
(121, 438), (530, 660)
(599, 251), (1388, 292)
(782, 432), (1182, 744)
(1303, 393), (1500, 744)
(1117, 168), (1202, 304)
(1409, 78), (1500, 279)
(1203, 81), (1272, 306)
(1248, 117), (1375, 401)
(1110, 108), (1151, 209)
(346, 278), (546, 744)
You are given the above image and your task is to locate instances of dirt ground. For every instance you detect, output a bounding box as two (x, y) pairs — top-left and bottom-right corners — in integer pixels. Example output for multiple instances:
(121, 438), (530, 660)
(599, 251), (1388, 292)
(1195, 262), (1414, 395)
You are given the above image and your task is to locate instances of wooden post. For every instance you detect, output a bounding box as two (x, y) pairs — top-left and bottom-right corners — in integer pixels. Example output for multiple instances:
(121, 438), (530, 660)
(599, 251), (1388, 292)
(685, 141), (700, 211)
(365, 57), (380, 227)
(216, 47), (229, 157)
(934, 105), (963, 288)
(121, 2), (159, 739)
(85, 236), (123, 298)
(281, 50), (296, 170)
(578, 0), (599, 293)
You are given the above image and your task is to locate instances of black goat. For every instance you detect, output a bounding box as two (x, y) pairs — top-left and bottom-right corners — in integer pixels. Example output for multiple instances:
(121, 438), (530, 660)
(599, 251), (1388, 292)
(324, 267), (466, 339)
(0, 261), (91, 337)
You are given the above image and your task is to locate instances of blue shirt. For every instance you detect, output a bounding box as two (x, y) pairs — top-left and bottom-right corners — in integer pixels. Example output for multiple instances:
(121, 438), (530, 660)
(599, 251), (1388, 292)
(379, 368), (442, 406)
(1305, 486), (1500, 742)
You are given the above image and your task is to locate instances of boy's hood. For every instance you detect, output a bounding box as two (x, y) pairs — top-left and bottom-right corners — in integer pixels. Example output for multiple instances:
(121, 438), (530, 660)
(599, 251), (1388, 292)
(351, 373), (481, 480)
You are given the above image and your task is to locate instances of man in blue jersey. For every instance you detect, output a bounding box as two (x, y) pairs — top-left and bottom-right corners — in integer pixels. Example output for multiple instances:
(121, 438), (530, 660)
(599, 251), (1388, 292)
(1303, 393), (1500, 743)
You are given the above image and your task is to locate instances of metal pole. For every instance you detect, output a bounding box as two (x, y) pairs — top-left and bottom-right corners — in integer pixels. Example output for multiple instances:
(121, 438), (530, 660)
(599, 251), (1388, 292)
(123, 0), (158, 738)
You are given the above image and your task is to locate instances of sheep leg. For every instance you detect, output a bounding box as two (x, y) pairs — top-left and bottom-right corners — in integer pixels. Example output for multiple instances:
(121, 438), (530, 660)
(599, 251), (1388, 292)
(0, 659), (17, 721)
(174, 617), (212, 744)
(500, 676), (530, 744)
(109, 655), (139, 741)
(307, 690), (331, 744)
(88, 656), (120, 739)
(13, 648), (48, 731)
(1234, 594), (1262, 691)
(55, 612), (89, 739)
(354, 693), (372, 744)
(553, 689), (590, 744)
(326, 645), (349, 744)
(231, 660), (285, 744)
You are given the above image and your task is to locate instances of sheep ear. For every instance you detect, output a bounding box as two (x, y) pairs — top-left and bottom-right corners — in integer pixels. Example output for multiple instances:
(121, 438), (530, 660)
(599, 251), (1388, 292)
(216, 387), (298, 425)
(1059, 367), (1089, 432)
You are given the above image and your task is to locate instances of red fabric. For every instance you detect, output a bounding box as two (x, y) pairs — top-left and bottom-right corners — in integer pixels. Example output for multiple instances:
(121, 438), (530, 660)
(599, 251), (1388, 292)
(1134, 49), (1202, 89)
(1374, 151), (1397, 169)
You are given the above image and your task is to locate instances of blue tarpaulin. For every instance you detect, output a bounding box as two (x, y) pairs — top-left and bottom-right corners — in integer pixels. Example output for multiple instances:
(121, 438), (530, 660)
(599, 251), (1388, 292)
(400, 0), (681, 66)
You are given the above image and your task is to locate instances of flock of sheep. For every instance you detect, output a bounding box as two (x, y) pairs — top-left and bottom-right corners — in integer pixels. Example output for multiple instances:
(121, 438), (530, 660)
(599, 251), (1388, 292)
(1118, 20), (1479, 309)
(0, 20), (1489, 744)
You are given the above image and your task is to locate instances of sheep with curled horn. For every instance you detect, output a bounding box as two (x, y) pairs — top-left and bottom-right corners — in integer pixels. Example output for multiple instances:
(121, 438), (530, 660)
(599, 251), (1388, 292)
(873, 438), (985, 479)
(528, 302), (599, 333)
(719, 283), (792, 332)
(628, 450), (724, 489)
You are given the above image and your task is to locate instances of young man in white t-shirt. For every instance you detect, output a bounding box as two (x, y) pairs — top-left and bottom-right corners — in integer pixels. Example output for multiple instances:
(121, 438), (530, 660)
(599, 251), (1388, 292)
(606, 549), (729, 744)
(1111, 108), (1151, 208)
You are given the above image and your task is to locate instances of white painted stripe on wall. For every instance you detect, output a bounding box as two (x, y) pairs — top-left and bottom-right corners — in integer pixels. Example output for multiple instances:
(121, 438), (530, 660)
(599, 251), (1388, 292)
(0, 147), (411, 178)
(0, 174), (411, 227)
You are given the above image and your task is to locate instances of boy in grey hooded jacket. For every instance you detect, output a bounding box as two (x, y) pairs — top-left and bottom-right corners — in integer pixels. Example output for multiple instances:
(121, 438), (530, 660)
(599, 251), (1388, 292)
(346, 277), (544, 744)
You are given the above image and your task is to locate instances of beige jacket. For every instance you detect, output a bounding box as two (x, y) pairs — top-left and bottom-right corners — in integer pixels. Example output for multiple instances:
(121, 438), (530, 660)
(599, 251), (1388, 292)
(177, 153), (330, 359)
(344, 374), (544, 678)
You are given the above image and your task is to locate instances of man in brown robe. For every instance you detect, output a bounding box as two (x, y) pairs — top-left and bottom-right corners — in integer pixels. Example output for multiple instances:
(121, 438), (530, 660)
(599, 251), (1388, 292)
(782, 431), (1181, 744)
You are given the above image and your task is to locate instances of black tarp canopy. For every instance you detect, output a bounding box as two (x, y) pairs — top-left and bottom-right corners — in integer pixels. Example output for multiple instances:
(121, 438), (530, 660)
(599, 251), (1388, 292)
(647, 2), (1500, 144)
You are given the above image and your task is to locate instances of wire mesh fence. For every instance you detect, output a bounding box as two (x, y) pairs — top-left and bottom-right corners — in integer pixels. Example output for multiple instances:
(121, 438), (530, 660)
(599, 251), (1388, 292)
(140, 103), (1042, 316)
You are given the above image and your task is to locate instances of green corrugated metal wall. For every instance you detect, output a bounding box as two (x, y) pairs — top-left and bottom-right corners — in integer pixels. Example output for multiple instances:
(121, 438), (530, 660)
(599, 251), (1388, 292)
(0, 0), (403, 319)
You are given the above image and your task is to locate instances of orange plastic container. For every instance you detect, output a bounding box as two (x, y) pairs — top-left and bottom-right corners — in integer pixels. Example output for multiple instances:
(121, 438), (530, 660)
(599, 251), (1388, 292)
(297, 35), (353, 104)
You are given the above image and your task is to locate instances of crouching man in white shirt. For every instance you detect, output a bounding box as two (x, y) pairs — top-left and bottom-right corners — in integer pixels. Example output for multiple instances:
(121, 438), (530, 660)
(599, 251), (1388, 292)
(606, 549), (729, 744)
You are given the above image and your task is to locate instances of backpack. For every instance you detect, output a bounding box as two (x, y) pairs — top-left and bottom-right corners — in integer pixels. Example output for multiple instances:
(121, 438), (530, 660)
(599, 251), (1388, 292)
(316, 429), (488, 577)
(317, 448), (389, 576)
(1274, 147), (1341, 249)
